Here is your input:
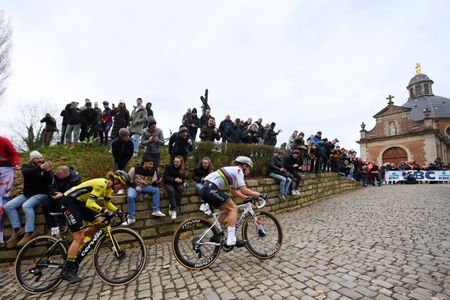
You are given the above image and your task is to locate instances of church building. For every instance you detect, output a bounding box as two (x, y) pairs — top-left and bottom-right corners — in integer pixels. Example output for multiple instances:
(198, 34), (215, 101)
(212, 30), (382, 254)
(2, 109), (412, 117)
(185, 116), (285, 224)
(358, 64), (450, 166)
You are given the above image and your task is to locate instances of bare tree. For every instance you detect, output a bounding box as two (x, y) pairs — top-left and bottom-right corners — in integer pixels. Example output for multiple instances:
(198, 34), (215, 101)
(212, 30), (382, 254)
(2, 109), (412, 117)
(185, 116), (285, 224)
(9, 102), (59, 151)
(0, 9), (12, 101)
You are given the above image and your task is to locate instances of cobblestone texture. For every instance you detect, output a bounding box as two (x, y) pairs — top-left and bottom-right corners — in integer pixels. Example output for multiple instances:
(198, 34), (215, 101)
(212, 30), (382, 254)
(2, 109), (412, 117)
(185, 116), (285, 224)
(0, 184), (449, 299)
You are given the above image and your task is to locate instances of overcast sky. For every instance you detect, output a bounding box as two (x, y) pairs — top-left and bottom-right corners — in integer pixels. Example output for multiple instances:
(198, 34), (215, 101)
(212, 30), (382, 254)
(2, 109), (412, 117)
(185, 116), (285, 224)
(1, 0), (450, 152)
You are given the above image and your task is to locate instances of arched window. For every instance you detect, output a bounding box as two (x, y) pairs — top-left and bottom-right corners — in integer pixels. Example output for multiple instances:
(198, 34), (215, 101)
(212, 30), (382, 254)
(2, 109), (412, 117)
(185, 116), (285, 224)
(388, 122), (397, 136)
(415, 85), (422, 97)
(424, 83), (430, 95)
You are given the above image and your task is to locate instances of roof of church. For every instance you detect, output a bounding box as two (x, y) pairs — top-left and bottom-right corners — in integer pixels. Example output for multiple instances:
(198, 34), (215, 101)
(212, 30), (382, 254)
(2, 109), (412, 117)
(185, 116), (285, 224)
(407, 73), (433, 88)
(402, 95), (450, 121)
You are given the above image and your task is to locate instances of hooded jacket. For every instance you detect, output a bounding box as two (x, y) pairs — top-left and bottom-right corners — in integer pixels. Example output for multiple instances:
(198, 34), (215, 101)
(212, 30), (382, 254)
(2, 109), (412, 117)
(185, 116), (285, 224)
(129, 105), (148, 134)
(142, 118), (164, 155)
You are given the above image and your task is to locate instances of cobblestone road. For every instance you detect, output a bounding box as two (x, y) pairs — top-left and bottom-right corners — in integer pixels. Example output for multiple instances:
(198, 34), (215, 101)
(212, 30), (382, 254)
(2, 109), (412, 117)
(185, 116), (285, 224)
(1, 184), (449, 300)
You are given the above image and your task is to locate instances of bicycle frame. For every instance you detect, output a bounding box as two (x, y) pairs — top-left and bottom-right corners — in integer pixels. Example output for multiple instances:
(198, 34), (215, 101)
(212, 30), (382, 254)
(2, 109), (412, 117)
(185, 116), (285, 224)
(199, 198), (266, 246)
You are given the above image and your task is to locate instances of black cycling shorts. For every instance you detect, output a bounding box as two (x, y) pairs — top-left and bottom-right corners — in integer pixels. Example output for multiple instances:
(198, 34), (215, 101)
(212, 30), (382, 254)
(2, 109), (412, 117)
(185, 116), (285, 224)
(200, 181), (231, 209)
(61, 196), (99, 232)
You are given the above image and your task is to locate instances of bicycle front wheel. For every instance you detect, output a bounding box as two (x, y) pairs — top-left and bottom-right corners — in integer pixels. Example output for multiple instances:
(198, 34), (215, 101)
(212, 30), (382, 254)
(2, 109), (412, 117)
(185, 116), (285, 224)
(93, 227), (147, 285)
(172, 218), (221, 270)
(242, 211), (283, 259)
(15, 236), (67, 294)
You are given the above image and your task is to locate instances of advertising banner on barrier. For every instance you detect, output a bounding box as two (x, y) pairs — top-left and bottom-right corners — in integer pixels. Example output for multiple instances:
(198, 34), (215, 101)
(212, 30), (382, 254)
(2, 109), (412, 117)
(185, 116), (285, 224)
(385, 170), (450, 183)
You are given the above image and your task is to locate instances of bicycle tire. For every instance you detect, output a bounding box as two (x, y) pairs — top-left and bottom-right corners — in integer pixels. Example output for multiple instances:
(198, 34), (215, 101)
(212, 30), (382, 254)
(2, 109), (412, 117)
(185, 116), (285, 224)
(93, 227), (147, 285)
(242, 211), (283, 259)
(15, 236), (67, 294)
(172, 218), (221, 270)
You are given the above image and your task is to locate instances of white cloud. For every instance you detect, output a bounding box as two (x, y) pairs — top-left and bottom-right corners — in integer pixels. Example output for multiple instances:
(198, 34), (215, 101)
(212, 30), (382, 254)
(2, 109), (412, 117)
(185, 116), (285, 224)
(1, 0), (450, 154)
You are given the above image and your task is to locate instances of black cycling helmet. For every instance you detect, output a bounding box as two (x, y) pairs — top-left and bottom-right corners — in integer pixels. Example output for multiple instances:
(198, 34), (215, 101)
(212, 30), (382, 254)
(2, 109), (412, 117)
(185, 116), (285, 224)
(113, 170), (132, 186)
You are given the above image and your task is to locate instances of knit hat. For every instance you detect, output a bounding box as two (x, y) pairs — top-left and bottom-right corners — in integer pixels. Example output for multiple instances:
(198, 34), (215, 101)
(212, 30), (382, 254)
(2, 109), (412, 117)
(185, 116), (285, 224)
(192, 108), (197, 113)
(29, 150), (43, 162)
(147, 116), (156, 126)
(178, 126), (188, 134)
(119, 128), (130, 137)
(270, 122), (276, 127)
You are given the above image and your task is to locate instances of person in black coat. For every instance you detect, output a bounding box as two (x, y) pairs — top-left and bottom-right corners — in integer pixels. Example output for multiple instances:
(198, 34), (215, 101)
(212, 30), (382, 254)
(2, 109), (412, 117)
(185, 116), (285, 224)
(111, 101), (130, 141)
(184, 108), (200, 141)
(163, 156), (186, 220)
(224, 119), (242, 143)
(268, 149), (292, 201)
(199, 117), (221, 142)
(112, 128), (134, 171)
(284, 149), (303, 195)
(168, 127), (193, 161)
(191, 157), (214, 196)
(80, 102), (99, 145)
(42, 166), (81, 234)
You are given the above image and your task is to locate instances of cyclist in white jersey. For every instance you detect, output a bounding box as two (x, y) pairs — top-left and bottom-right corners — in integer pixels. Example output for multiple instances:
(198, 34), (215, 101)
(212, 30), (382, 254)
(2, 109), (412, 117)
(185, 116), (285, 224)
(200, 156), (268, 247)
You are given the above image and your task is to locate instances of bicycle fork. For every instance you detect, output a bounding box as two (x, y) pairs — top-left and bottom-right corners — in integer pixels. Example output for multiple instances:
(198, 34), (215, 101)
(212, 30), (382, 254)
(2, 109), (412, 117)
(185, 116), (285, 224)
(106, 227), (125, 260)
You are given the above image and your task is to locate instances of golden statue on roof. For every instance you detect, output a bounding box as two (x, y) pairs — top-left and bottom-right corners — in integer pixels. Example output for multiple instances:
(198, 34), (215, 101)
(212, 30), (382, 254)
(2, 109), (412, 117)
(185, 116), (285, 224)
(415, 63), (422, 74)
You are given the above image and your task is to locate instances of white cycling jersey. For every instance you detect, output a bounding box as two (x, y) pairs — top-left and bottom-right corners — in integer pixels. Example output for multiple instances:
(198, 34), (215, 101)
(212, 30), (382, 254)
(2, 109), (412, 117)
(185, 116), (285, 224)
(204, 166), (246, 190)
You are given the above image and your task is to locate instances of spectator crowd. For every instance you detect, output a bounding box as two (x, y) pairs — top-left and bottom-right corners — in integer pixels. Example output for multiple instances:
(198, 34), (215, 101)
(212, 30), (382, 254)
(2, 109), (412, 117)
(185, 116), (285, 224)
(1, 99), (449, 249)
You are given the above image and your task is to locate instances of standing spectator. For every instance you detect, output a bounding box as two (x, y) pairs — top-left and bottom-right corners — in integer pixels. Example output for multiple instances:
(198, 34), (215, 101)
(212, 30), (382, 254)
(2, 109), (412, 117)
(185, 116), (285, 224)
(112, 128), (134, 194)
(145, 102), (153, 117)
(191, 157), (214, 196)
(40, 113), (58, 146)
(268, 149), (292, 201)
(185, 108), (200, 141)
(129, 97), (148, 157)
(287, 130), (298, 151)
(0, 136), (20, 248)
(111, 100), (130, 143)
(309, 143), (320, 173)
(218, 115), (233, 143)
(163, 155), (186, 220)
(4, 151), (53, 247)
(224, 118), (242, 143)
(59, 103), (70, 144)
(241, 123), (258, 144)
(200, 109), (212, 129)
(42, 166), (81, 235)
(100, 101), (113, 146)
(181, 108), (191, 125)
(79, 98), (91, 142)
(80, 102), (99, 146)
(256, 118), (264, 144)
(142, 116), (164, 169)
(310, 131), (322, 145)
(199, 117), (220, 142)
(93, 102), (102, 140)
(263, 122), (281, 146)
(284, 149), (303, 195)
(64, 101), (82, 149)
(244, 118), (253, 127)
(168, 127), (193, 162)
(330, 145), (341, 172)
(122, 156), (165, 226)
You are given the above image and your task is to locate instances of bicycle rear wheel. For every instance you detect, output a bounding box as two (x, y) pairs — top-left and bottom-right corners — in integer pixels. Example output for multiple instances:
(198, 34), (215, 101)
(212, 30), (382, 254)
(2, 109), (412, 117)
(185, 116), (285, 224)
(242, 211), (283, 259)
(172, 218), (221, 270)
(15, 236), (67, 294)
(93, 227), (147, 285)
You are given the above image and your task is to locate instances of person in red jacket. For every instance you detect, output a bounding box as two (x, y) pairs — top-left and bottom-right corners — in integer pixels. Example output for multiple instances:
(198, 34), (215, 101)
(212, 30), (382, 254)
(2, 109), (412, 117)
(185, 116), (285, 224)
(0, 136), (20, 248)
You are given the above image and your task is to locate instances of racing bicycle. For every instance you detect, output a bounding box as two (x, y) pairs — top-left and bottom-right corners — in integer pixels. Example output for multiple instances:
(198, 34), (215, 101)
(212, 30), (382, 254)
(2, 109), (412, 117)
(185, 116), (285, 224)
(15, 212), (147, 294)
(172, 196), (283, 270)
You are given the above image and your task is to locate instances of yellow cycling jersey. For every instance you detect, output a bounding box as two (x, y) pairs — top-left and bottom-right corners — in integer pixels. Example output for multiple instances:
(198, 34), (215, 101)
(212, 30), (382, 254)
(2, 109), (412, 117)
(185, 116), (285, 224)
(63, 178), (118, 213)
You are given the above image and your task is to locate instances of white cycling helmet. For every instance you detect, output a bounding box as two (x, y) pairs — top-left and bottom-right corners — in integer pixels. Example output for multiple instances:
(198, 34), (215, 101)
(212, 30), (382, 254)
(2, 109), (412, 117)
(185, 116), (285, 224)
(235, 156), (254, 168)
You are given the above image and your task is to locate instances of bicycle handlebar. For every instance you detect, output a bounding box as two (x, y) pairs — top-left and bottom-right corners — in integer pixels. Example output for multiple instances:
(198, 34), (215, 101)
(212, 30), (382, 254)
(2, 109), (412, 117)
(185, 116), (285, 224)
(244, 196), (267, 209)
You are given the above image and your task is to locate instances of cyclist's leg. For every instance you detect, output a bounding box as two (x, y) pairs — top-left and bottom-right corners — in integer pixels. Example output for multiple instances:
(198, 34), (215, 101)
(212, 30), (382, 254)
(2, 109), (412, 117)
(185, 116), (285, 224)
(61, 197), (85, 283)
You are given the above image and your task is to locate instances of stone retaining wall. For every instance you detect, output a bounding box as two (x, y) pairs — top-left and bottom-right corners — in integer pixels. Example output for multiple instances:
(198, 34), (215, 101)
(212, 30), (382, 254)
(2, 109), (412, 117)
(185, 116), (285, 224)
(0, 173), (361, 263)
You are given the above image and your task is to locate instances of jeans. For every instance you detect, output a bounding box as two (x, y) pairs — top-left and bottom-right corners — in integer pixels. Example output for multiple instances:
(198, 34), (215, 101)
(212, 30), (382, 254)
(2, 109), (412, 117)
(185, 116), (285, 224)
(65, 124), (81, 144)
(131, 133), (141, 155)
(4, 193), (48, 233)
(269, 173), (292, 195)
(127, 185), (161, 218)
(60, 124), (67, 144)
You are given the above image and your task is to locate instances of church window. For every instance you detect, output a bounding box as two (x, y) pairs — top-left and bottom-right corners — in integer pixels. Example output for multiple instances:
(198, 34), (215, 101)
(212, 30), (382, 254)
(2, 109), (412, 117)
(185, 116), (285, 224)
(415, 85), (422, 97)
(409, 88), (413, 98)
(388, 122), (397, 136)
(424, 83), (430, 95)
(446, 126), (450, 137)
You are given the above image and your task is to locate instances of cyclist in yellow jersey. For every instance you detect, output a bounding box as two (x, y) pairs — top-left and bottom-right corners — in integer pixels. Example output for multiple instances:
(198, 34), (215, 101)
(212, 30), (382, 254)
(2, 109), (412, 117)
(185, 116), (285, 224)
(60, 170), (132, 284)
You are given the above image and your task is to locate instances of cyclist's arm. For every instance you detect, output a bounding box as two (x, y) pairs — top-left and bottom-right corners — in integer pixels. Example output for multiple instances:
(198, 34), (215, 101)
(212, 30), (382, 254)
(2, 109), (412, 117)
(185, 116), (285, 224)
(230, 186), (260, 199)
(104, 198), (118, 212)
(85, 196), (104, 213)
